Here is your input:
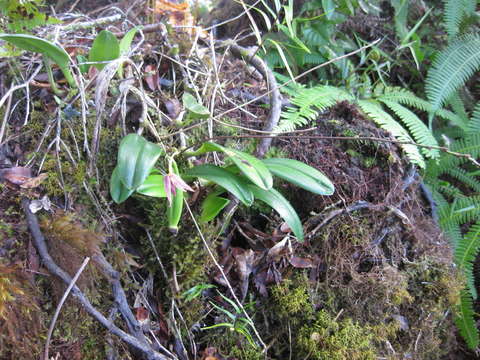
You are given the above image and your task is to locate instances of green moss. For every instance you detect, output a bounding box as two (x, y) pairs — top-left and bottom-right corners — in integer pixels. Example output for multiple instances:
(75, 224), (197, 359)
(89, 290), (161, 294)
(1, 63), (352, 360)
(229, 344), (263, 360)
(271, 276), (313, 322)
(297, 310), (376, 360)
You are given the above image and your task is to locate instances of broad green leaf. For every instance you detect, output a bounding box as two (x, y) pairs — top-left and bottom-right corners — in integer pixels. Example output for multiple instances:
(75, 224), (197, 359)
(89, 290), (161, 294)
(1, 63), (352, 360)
(119, 26), (140, 55)
(200, 193), (230, 222)
(136, 174), (166, 197)
(117, 134), (163, 190)
(110, 166), (134, 203)
(89, 30), (120, 70)
(185, 164), (253, 206)
(183, 92), (210, 117)
(225, 148), (273, 190)
(0, 33), (75, 86)
(186, 142), (273, 190)
(248, 185), (304, 241)
(262, 158), (335, 195)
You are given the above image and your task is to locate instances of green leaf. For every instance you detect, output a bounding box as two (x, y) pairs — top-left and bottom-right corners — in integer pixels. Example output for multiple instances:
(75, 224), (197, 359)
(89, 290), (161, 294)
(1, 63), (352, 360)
(185, 164), (253, 206)
(136, 174), (166, 197)
(186, 142), (273, 190)
(88, 30), (120, 70)
(0, 33), (75, 86)
(182, 92), (210, 117)
(117, 134), (163, 190)
(119, 26), (140, 55)
(426, 34), (480, 117)
(182, 283), (216, 302)
(76, 54), (89, 74)
(248, 185), (304, 241)
(110, 166), (134, 203)
(262, 158), (335, 195)
(200, 193), (230, 222)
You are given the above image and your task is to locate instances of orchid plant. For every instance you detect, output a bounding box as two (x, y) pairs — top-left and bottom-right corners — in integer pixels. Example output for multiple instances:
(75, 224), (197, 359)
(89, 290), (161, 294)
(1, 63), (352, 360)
(110, 131), (335, 240)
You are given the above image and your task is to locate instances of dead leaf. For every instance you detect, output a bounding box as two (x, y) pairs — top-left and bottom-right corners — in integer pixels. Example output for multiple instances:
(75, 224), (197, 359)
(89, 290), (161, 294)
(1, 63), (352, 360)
(233, 249), (255, 301)
(144, 64), (158, 91)
(266, 237), (290, 262)
(20, 173), (48, 189)
(135, 306), (149, 323)
(0, 166), (32, 185)
(164, 97), (181, 119)
(289, 256), (314, 269)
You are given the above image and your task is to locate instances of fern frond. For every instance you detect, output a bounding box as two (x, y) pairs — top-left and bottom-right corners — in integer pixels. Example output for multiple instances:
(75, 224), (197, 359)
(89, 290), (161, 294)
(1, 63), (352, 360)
(357, 100), (425, 168)
(443, 0), (475, 38)
(303, 52), (326, 65)
(303, 25), (327, 47)
(380, 88), (465, 129)
(455, 289), (480, 349)
(445, 167), (480, 192)
(448, 91), (469, 126)
(468, 102), (480, 135)
(455, 222), (480, 299)
(276, 86), (351, 133)
(445, 196), (480, 226)
(379, 99), (439, 159)
(426, 33), (480, 115)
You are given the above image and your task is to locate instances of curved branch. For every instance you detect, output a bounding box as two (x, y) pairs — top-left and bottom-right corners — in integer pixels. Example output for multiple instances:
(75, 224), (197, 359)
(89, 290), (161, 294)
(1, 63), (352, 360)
(227, 44), (282, 158)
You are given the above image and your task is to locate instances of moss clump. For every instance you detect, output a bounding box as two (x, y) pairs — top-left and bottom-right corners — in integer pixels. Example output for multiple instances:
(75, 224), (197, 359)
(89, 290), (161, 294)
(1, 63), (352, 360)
(297, 310), (376, 360)
(229, 344), (263, 360)
(271, 276), (313, 322)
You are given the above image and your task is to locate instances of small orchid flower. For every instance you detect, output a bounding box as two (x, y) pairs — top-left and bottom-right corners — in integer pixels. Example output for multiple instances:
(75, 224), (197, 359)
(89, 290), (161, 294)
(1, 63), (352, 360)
(163, 172), (193, 206)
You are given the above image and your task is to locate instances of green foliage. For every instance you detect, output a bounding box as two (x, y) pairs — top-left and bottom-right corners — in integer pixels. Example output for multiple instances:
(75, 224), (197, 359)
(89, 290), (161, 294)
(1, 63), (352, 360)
(0, 0), (60, 33)
(442, 0), (476, 39)
(424, 119), (480, 349)
(259, 0), (357, 81)
(88, 30), (120, 70)
(456, 290), (479, 349)
(277, 84), (442, 168)
(110, 135), (335, 241)
(0, 33), (75, 87)
(425, 34), (480, 119)
(202, 292), (258, 348)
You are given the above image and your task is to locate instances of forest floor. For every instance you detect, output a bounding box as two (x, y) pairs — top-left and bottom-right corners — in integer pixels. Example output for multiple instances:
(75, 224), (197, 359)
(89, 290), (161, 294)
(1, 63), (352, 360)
(0, 1), (473, 359)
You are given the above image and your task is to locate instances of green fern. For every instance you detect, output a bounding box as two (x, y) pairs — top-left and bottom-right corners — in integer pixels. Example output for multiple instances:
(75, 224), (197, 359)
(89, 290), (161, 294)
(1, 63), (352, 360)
(378, 99), (439, 159)
(468, 102), (480, 134)
(276, 86), (352, 133)
(455, 222), (480, 299)
(442, 0), (476, 39)
(426, 34), (480, 117)
(380, 88), (465, 129)
(456, 290), (480, 349)
(357, 100), (426, 168)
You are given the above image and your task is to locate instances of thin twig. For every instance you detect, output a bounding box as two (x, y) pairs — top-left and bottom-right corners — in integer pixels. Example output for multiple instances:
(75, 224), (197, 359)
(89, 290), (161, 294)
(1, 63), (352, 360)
(44, 257), (91, 360)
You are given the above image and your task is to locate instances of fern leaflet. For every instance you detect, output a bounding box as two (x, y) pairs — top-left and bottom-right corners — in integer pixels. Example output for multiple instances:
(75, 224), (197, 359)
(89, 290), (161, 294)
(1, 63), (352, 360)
(456, 290), (480, 349)
(426, 33), (480, 116)
(357, 100), (425, 168)
(379, 99), (439, 159)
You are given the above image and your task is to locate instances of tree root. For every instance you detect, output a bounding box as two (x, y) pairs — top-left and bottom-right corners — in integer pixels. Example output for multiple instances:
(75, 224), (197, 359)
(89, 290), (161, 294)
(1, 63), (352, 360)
(226, 43), (282, 158)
